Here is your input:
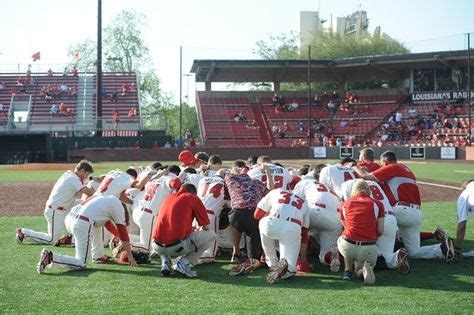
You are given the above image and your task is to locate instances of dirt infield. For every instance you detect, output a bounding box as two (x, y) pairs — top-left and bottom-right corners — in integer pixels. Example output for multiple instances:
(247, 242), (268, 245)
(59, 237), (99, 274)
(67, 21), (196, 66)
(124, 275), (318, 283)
(0, 179), (459, 217)
(4, 163), (114, 171)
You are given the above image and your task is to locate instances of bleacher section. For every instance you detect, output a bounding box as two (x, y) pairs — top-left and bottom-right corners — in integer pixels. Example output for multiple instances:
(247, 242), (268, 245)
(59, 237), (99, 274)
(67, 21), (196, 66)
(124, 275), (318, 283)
(196, 91), (404, 148)
(0, 73), (140, 134)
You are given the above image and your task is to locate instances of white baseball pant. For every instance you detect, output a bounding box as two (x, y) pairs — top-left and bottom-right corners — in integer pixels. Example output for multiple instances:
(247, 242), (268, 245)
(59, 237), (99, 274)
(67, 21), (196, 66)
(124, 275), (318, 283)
(308, 207), (343, 265)
(22, 205), (67, 244)
(394, 204), (443, 259)
(152, 229), (217, 265)
(49, 214), (104, 269)
(259, 216), (301, 273)
(376, 213), (399, 269)
(200, 209), (221, 260)
(130, 208), (155, 252)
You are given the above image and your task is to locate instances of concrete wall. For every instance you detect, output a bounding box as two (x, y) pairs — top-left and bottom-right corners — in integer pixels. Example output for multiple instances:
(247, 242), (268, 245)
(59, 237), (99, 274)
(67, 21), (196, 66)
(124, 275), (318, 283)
(67, 146), (468, 162)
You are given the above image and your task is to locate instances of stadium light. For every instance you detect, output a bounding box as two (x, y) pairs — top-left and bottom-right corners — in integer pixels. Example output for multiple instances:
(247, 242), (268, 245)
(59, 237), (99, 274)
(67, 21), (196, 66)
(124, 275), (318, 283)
(184, 73), (192, 102)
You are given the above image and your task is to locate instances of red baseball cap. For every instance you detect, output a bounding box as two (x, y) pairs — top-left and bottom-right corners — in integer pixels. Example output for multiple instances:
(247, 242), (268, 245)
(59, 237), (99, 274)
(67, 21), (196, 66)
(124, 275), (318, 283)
(178, 150), (197, 166)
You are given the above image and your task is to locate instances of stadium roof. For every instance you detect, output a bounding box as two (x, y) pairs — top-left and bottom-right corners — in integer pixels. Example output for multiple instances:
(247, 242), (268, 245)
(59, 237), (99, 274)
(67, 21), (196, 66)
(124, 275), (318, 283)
(190, 50), (470, 84)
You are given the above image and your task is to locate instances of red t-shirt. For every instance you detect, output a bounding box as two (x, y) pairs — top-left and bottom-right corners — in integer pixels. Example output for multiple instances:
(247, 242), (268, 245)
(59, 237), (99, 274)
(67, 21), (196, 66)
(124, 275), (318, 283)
(339, 193), (385, 241)
(152, 187), (210, 245)
(371, 163), (420, 206)
(357, 161), (380, 172)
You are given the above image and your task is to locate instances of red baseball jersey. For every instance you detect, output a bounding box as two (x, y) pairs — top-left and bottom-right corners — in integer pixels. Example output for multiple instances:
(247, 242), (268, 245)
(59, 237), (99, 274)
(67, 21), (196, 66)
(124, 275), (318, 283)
(339, 193), (385, 241)
(371, 163), (420, 206)
(152, 187), (210, 245)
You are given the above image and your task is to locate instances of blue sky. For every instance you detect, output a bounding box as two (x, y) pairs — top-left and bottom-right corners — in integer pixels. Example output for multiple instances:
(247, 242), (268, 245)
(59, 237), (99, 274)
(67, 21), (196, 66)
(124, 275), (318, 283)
(0, 0), (473, 103)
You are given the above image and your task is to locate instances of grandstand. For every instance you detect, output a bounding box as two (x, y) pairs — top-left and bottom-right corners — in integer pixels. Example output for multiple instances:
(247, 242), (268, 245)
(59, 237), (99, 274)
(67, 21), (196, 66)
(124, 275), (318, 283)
(0, 72), (140, 134)
(191, 50), (473, 148)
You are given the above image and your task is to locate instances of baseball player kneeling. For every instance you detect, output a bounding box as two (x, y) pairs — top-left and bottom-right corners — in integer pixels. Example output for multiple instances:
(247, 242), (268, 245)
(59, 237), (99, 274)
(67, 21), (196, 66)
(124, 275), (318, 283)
(254, 188), (310, 284)
(337, 179), (384, 285)
(36, 195), (137, 274)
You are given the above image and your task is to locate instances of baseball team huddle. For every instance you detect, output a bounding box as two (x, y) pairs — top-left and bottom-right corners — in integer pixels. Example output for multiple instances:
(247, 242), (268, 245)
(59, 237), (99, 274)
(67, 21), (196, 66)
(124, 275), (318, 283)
(15, 148), (474, 284)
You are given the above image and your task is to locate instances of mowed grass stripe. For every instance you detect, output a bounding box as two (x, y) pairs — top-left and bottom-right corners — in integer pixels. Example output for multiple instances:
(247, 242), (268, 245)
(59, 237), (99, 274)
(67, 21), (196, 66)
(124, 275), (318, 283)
(1, 201), (473, 313)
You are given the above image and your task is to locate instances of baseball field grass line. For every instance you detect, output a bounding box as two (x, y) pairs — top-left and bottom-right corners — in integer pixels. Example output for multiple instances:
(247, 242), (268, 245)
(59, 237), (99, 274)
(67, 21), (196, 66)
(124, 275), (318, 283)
(418, 181), (463, 190)
(1, 201), (473, 313)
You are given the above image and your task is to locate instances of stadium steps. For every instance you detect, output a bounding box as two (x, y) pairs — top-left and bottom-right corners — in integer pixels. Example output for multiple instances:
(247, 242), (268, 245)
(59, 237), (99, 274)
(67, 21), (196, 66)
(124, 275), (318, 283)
(75, 75), (95, 131)
(251, 103), (273, 146)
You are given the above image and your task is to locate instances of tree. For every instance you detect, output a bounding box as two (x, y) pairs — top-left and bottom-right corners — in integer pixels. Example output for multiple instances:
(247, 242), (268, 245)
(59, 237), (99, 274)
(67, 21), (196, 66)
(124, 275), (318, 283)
(162, 103), (200, 141)
(254, 29), (409, 90)
(66, 10), (194, 137)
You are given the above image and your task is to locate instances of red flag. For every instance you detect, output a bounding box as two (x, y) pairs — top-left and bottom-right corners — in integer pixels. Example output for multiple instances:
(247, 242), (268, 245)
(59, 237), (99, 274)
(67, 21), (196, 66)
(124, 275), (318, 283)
(32, 51), (41, 62)
(75, 52), (81, 61)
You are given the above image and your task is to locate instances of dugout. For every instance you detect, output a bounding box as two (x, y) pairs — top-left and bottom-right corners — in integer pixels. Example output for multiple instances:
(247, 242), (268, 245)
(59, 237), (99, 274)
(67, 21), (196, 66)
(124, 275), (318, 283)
(0, 133), (51, 163)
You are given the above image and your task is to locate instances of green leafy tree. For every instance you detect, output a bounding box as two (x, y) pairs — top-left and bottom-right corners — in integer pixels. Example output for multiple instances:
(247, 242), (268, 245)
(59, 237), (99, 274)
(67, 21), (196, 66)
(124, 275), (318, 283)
(254, 30), (409, 90)
(66, 9), (199, 138)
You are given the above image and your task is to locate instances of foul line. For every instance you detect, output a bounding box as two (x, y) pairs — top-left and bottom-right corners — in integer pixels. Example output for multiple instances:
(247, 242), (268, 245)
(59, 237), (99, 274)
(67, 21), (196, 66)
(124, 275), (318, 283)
(418, 181), (462, 191)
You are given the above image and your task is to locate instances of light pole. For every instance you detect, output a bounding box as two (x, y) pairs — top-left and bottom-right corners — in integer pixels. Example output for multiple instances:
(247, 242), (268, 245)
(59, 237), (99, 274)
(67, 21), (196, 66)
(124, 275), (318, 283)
(184, 73), (192, 104)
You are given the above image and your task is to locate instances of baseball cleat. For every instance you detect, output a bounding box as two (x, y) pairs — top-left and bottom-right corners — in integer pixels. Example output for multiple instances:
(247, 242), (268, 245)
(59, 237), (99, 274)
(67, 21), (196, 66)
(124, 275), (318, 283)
(229, 258), (257, 276)
(396, 248), (410, 275)
(329, 245), (341, 273)
(15, 228), (25, 244)
(196, 257), (215, 265)
(230, 252), (247, 264)
(37, 248), (52, 274)
(342, 270), (353, 280)
(161, 260), (172, 276)
(173, 259), (197, 278)
(266, 258), (289, 284)
(53, 234), (72, 247)
(281, 271), (297, 280)
(441, 237), (455, 263)
(93, 255), (112, 264)
(433, 226), (446, 242)
(362, 261), (375, 285)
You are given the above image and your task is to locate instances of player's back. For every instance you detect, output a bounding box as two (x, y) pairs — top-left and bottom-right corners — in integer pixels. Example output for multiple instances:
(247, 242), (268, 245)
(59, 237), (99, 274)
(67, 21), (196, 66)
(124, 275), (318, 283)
(262, 189), (308, 223)
(197, 176), (226, 211)
(294, 179), (340, 212)
(46, 170), (83, 208)
(138, 174), (176, 214)
(319, 164), (356, 199)
(247, 164), (292, 189)
(78, 195), (125, 226)
(94, 169), (134, 198)
(341, 179), (393, 213)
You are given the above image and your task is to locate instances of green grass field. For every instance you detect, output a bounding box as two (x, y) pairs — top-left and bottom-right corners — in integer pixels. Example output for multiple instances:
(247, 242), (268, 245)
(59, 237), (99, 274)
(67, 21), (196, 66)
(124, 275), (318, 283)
(1, 161), (473, 313)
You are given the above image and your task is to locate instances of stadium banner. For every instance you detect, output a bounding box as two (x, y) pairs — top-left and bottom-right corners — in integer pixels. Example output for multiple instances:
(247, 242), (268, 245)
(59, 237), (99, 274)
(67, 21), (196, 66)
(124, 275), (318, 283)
(410, 147), (425, 159)
(411, 90), (474, 102)
(313, 147), (327, 158)
(440, 147), (456, 160)
(339, 147), (353, 159)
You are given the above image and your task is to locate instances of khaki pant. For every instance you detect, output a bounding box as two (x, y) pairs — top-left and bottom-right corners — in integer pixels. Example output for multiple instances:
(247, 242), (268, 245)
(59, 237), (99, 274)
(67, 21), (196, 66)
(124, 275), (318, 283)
(337, 237), (377, 270)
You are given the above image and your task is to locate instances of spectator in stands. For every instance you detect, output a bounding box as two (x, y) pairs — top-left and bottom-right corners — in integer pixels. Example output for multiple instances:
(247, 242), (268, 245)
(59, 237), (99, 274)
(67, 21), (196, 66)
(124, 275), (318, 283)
(71, 66), (78, 76)
(233, 111), (246, 122)
(271, 122), (279, 134)
(163, 141), (172, 148)
(189, 138), (197, 147)
(112, 110), (120, 131)
(340, 120), (348, 129)
(314, 94), (322, 106)
(327, 99), (336, 113)
(132, 140), (140, 149)
(322, 135), (329, 146)
(433, 119), (442, 130)
(152, 141), (159, 149)
(47, 68), (54, 76)
(110, 91), (118, 103)
(296, 121), (304, 132)
(442, 118), (453, 129)
(128, 107), (137, 117)
(69, 86), (77, 98)
(0, 103), (3, 113)
(272, 93), (280, 106)
(287, 99), (299, 111)
(0, 81), (5, 90)
(246, 120), (259, 130)
(395, 111), (403, 124)
(50, 103), (59, 115)
(26, 65), (32, 78)
(60, 83), (68, 94)
(336, 138), (343, 146)
(408, 107), (417, 118)
(63, 67), (69, 76)
(330, 91), (339, 100)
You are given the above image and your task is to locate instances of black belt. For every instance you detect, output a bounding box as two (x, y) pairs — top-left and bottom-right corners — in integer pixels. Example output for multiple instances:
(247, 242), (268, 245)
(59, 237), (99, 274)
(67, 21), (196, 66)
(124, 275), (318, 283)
(343, 236), (376, 246)
(154, 239), (182, 248)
